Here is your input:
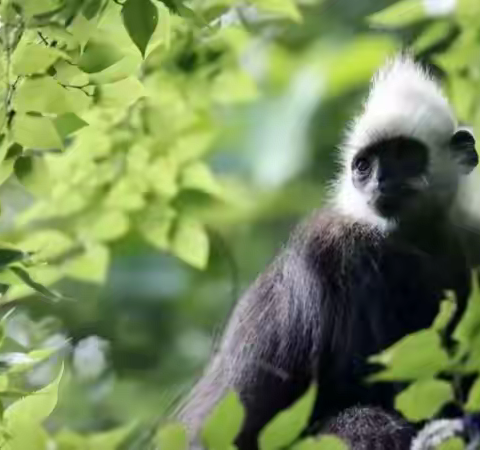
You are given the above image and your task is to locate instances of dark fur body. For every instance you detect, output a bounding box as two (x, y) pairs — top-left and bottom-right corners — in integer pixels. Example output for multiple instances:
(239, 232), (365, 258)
(178, 208), (472, 449)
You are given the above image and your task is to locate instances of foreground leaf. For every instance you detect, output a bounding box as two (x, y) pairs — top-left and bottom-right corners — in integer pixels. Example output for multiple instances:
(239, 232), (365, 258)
(395, 379), (453, 422)
(122, 0), (159, 57)
(259, 385), (317, 450)
(201, 391), (245, 450)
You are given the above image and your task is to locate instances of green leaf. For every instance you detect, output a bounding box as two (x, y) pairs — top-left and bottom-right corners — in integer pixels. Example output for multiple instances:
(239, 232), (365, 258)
(432, 294), (457, 332)
(14, 155), (50, 197)
(395, 379), (453, 422)
(122, 0), (159, 58)
(19, 230), (73, 262)
(0, 249), (26, 268)
(98, 76), (145, 109)
(79, 39), (124, 73)
(413, 21), (454, 54)
(54, 113), (89, 139)
(77, 210), (130, 242)
(449, 75), (475, 123)
(147, 156), (179, 199)
(454, 274), (480, 349)
(14, 77), (90, 115)
(64, 244), (110, 284)
(259, 385), (317, 450)
(9, 266), (64, 301)
(180, 162), (222, 197)
(83, 0), (103, 19)
(171, 215), (209, 269)
(13, 0), (63, 18)
(156, 423), (188, 450)
(138, 204), (176, 251)
(250, 0), (302, 21)
(213, 69), (259, 104)
(368, 0), (426, 27)
(369, 330), (450, 381)
(12, 114), (63, 150)
(13, 43), (66, 76)
(87, 424), (135, 449)
(465, 376), (480, 412)
(293, 436), (348, 450)
(5, 364), (63, 427)
(201, 391), (245, 450)
(437, 437), (466, 450)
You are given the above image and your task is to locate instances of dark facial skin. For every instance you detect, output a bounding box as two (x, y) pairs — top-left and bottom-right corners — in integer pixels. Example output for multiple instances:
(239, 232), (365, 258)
(351, 137), (429, 218)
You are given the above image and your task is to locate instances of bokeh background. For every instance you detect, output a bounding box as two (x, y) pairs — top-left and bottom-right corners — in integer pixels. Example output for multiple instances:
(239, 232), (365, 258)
(1, 0), (480, 445)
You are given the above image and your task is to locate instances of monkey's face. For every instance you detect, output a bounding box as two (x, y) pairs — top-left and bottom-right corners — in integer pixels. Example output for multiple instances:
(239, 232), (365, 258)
(351, 131), (478, 220)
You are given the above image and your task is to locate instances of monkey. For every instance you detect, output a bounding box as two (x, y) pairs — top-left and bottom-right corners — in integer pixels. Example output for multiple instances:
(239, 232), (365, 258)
(176, 56), (480, 449)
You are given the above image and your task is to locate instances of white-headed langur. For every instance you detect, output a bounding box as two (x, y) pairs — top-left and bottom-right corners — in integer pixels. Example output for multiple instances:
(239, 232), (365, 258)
(177, 56), (480, 449)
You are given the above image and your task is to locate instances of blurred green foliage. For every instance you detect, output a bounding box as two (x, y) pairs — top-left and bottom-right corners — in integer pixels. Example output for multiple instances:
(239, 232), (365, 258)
(0, 0), (477, 448)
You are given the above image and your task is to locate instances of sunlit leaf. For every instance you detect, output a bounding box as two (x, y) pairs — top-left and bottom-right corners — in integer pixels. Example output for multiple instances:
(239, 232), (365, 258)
(79, 39), (124, 73)
(437, 437), (466, 450)
(454, 274), (480, 349)
(180, 162), (222, 197)
(259, 385), (317, 450)
(201, 391), (245, 450)
(9, 266), (64, 301)
(54, 113), (89, 139)
(137, 204), (176, 250)
(293, 435), (348, 450)
(14, 77), (90, 115)
(171, 215), (209, 269)
(250, 0), (302, 21)
(14, 155), (51, 197)
(369, 330), (450, 381)
(12, 114), (63, 150)
(156, 423), (188, 450)
(465, 376), (480, 412)
(368, 0), (426, 27)
(5, 364), (63, 427)
(13, 43), (67, 76)
(64, 244), (110, 283)
(395, 379), (453, 422)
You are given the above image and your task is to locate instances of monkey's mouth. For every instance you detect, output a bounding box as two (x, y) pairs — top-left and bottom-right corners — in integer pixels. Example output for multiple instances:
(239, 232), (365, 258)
(372, 188), (417, 218)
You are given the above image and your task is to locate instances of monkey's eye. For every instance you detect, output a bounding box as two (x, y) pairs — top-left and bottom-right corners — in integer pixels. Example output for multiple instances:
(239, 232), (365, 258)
(353, 157), (371, 174)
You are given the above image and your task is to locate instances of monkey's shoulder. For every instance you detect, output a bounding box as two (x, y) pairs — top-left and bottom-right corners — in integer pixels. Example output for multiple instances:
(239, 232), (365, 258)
(288, 208), (380, 261)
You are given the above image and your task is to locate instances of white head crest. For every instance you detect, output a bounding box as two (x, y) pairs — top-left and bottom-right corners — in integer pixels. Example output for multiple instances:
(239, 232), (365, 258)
(334, 55), (463, 231)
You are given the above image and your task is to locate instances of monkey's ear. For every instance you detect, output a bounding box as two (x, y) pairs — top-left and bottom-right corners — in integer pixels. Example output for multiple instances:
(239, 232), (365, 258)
(450, 128), (478, 174)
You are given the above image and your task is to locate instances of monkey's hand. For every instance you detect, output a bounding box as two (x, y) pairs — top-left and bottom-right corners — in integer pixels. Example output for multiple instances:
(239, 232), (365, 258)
(410, 414), (480, 450)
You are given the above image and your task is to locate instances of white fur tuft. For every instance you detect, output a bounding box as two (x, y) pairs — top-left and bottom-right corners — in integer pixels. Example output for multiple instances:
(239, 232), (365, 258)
(333, 55), (458, 230)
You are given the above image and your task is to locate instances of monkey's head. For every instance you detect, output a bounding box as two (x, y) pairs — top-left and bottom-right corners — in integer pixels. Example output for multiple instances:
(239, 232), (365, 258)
(335, 56), (478, 229)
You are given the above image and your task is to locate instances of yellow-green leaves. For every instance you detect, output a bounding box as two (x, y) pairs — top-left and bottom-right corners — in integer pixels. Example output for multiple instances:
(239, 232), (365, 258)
(293, 436), (348, 450)
(5, 365), (63, 429)
(201, 391), (245, 450)
(12, 115), (63, 151)
(250, 0), (302, 22)
(465, 376), (480, 412)
(79, 39), (125, 73)
(122, 0), (159, 58)
(369, 330), (450, 381)
(259, 385), (317, 450)
(14, 78), (91, 115)
(13, 43), (66, 76)
(368, 0), (427, 27)
(395, 379), (454, 422)
(156, 423), (188, 450)
(172, 216), (210, 269)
